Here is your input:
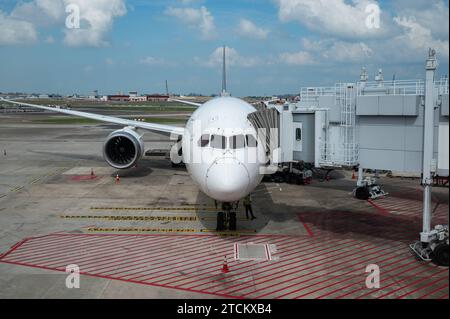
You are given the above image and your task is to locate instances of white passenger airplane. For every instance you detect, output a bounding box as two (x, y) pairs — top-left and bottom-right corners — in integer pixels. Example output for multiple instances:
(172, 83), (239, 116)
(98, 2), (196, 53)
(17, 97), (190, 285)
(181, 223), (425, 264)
(1, 47), (270, 230)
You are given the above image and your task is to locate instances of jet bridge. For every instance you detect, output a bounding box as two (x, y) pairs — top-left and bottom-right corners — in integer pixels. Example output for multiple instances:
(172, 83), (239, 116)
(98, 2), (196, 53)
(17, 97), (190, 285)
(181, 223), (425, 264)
(260, 50), (448, 187)
(267, 49), (448, 266)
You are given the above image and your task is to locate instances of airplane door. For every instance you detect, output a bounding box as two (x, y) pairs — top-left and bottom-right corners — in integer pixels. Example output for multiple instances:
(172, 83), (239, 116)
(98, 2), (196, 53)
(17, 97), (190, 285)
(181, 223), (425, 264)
(293, 123), (303, 152)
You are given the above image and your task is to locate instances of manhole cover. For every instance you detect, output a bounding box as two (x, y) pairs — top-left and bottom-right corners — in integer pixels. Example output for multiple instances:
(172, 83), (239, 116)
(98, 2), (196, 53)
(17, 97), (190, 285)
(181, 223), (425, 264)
(234, 243), (273, 261)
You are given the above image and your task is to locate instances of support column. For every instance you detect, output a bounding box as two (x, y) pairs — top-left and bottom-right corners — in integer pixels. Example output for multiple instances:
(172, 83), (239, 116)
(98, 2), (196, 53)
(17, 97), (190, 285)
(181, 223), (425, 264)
(421, 49), (437, 242)
(357, 166), (364, 187)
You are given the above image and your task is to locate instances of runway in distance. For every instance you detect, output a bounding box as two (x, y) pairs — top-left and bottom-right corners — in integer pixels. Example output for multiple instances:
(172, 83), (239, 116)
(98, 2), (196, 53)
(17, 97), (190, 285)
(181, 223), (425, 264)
(1, 47), (274, 229)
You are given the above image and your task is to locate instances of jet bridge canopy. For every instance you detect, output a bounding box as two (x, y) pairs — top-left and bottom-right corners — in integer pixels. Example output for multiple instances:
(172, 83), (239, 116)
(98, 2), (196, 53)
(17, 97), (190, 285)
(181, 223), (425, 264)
(247, 107), (280, 160)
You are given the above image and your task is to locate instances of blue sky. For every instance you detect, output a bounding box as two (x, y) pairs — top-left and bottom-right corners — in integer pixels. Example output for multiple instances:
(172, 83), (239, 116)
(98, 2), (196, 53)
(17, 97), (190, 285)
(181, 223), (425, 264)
(0, 0), (448, 97)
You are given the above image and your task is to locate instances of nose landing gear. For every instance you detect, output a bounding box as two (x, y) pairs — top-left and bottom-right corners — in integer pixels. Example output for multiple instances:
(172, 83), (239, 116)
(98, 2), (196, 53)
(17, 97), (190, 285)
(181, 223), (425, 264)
(216, 202), (238, 232)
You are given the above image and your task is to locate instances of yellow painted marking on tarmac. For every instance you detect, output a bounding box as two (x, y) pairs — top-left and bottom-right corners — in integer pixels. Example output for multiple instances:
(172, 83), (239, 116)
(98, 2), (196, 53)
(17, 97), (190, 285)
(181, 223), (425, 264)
(1, 167), (67, 199)
(28, 167), (67, 185)
(86, 227), (255, 236)
(10, 186), (24, 192)
(86, 227), (199, 233)
(60, 215), (249, 222)
(90, 206), (219, 212)
(61, 215), (198, 222)
(29, 178), (41, 185)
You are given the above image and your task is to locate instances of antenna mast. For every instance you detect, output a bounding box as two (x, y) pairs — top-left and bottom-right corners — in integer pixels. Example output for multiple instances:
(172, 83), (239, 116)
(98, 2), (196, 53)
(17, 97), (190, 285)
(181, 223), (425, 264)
(221, 45), (230, 96)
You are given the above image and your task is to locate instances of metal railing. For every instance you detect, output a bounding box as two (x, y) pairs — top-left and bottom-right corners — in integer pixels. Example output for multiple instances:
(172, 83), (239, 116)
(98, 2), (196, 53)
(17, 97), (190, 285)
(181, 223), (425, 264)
(299, 86), (335, 102)
(435, 77), (449, 95)
(357, 79), (424, 96)
(319, 142), (359, 167)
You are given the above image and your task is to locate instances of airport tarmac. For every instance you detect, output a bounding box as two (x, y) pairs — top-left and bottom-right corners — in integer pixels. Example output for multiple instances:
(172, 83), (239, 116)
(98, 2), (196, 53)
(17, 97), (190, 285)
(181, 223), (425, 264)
(0, 119), (448, 299)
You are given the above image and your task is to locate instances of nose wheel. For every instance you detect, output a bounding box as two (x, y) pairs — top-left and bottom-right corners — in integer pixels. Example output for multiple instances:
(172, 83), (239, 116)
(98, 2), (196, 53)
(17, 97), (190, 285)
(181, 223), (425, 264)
(216, 202), (237, 231)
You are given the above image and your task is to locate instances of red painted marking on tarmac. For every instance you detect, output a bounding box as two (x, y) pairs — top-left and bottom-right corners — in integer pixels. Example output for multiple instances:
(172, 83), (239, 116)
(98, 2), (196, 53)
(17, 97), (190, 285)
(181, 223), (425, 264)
(416, 284), (449, 299)
(0, 238), (29, 259)
(1, 229), (448, 299)
(297, 214), (314, 237)
(367, 199), (391, 216)
(397, 276), (449, 299)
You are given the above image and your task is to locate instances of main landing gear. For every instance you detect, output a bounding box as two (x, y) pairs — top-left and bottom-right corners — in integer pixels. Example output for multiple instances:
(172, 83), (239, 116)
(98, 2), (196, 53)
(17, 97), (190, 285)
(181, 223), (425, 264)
(216, 202), (238, 231)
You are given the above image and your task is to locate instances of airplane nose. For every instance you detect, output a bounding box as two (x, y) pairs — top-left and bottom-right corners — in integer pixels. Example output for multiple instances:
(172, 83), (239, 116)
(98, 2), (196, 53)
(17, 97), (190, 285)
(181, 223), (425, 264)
(206, 157), (250, 202)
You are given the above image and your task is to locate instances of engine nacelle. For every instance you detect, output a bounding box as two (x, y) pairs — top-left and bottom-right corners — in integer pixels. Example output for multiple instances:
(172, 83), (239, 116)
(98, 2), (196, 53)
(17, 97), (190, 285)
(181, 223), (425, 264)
(103, 127), (144, 169)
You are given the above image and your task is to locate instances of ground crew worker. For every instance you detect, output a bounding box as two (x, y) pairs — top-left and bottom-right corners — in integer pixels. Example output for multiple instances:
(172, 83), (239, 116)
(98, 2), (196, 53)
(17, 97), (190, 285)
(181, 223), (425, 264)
(243, 194), (255, 220)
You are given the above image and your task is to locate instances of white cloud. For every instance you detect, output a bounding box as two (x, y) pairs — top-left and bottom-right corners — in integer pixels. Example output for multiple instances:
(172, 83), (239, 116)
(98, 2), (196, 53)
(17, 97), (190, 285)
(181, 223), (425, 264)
(275, 0), (388, 39)
(301, 39), (373, 63)
(62, 0), (127, 47)
(5, 0), (126, 47)
(201, 46), (262, 67)
(11, 0), (65, 26)
(165, 6), (216, 40)
(279, 51), (316, 65)
(275, 0), (448, 64)
(180, 0), (202, 4)
(0, 11), (38, 45)
(279, 38), (373, 66)
(392, 0), (449, 40)
(392, 16), (449, 60)
(327, 41), (373, 62)
(237, 19), (269, 40)
(139, 56), (174, 67)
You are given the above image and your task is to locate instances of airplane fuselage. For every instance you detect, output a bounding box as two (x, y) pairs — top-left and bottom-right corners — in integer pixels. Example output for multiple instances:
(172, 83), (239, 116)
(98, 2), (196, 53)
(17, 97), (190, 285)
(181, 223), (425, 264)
(182, 96), (266, 202)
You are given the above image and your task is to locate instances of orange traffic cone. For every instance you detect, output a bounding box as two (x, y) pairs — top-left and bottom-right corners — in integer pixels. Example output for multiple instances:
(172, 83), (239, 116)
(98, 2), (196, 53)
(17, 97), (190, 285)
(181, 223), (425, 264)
(221, 256), (229, 273)
(352, 170), (356, 180)
(115, 174), (120, 183)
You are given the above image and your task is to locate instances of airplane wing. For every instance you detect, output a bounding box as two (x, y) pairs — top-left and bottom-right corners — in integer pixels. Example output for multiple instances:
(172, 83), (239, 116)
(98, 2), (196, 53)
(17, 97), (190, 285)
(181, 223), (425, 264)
(168, 98), (202, 107)
(1, 98), (185, 136)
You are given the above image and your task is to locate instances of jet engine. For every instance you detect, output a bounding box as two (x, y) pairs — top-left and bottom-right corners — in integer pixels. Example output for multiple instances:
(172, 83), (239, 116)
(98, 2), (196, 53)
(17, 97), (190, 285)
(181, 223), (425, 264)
(103, 127), (144, 169)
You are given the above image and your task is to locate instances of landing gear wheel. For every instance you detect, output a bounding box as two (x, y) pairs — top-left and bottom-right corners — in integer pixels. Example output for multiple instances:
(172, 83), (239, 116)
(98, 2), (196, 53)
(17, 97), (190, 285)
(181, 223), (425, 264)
(216, 212), (225, 231)
(432, 243), (449, 266)
(229, 212), (237, 231)
(286, 174), (293, 184)
(355, 186), (370, 200)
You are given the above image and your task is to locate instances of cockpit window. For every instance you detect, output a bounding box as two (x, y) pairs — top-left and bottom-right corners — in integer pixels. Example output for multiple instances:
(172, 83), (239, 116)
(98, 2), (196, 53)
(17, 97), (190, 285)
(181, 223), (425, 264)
(198, 134), (210, 147)
(230, 135), (246, 149)
(210, 134), (226, 149)
(246, 134), (258, 148)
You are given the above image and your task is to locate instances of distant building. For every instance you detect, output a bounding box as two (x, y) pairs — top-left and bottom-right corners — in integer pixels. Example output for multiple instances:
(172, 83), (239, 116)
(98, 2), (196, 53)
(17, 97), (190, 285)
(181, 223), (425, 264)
(145, 94), (169, 102)
(130, 96), (147, 102)
(107, 95), (130, 102)
(89, 90), (100, 100)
